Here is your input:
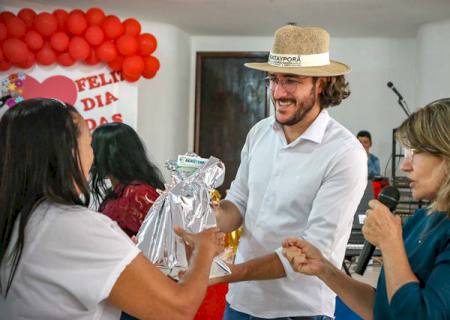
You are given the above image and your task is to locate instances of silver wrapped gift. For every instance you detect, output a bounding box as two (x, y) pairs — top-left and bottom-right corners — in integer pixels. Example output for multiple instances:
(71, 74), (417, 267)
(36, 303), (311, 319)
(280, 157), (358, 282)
(136, 154), (230, 280)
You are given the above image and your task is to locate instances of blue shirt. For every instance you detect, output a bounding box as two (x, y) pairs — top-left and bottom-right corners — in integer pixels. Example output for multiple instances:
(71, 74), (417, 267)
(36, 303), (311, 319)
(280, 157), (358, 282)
(368, 153), (380, 178)
(374, 208), (450, 319)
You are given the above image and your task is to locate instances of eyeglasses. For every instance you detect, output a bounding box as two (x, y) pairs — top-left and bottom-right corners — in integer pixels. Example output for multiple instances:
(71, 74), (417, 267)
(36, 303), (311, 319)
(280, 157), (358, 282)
(264, 76), (302, 93)
(403, 147), (417, 161)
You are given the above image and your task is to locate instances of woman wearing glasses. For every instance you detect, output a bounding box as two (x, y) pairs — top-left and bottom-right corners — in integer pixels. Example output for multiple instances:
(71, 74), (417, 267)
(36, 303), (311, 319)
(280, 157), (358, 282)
(282, 98), (450, 320)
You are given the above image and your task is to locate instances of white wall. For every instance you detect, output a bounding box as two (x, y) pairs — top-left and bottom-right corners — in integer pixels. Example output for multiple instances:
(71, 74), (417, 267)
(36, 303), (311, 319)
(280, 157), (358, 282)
(330, 37), (416, 177)
(416, 18), (450, 107)
(136, 22), (191, 179)
(190, 36), (416, 177)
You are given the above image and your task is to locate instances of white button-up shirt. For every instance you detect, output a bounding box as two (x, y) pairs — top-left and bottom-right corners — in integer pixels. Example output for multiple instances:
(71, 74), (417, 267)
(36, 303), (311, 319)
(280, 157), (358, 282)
(226, 110), (367, 318)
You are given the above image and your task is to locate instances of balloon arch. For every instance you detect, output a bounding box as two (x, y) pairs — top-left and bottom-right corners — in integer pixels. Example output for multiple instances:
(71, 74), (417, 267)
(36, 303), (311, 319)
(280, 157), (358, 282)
(0, 8), (160, 82)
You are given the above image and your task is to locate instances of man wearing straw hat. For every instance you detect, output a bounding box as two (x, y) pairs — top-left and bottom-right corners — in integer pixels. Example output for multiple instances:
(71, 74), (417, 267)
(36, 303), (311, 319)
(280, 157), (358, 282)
(214, 25), (367, 319)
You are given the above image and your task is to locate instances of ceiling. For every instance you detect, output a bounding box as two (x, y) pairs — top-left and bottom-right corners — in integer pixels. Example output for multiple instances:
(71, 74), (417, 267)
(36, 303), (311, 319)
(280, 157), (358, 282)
(4, 0), (450, 37)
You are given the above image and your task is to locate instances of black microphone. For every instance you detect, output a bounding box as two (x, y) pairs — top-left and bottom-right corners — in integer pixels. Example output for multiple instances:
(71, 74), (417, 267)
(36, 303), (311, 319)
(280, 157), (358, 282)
(387, 81), (404, 101)
(354, 186), (400, 275)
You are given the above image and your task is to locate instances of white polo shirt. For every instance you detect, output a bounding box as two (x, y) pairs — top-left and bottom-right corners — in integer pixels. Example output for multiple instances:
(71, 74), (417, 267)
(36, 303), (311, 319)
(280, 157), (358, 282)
(226, 110), (367, 318)
(0, 201), (140, 319)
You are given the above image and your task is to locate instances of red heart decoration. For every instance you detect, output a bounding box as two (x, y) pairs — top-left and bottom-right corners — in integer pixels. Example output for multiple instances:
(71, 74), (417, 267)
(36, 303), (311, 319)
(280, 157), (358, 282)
(22, 75), (78, 105)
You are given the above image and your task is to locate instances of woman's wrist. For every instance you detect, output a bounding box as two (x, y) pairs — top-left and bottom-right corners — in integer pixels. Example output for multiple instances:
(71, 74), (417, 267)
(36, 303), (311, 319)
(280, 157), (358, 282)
(317, 258), (335, 281)
(378, 234), (403, 253)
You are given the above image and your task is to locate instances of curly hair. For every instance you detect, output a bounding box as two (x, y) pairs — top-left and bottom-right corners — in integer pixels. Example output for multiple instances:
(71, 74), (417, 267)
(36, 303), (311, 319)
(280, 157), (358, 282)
(317, 75), (351, 109)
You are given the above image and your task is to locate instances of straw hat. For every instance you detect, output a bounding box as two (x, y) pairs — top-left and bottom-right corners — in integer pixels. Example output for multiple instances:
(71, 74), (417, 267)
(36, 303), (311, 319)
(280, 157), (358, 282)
(245, 25), (350, 76)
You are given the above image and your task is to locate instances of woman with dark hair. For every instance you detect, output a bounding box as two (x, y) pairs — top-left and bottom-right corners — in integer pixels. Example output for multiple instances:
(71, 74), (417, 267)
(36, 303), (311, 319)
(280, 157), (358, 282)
(0, 98), (224, 319)
(282, 98), (450, 319)
(91, 123), (164, 237)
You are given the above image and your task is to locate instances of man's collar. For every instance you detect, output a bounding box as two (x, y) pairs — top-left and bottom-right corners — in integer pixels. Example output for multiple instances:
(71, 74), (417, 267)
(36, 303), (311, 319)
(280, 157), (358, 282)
(270, 109), (330, 145)
(300, 109), (329, 143)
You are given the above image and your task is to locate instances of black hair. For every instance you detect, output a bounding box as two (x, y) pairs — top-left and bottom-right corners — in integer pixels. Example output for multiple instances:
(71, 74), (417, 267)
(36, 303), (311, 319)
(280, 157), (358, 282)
(0, 98), (90, 296)
(90, 122), (164, 207)
(357, 130), (372, 142)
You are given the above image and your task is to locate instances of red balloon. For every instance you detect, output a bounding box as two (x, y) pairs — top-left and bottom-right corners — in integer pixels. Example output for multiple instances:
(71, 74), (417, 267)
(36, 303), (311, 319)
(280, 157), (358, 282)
(86, 8), (105, 26)
(36, 43), (56, 65)
(0, 60), (11, 71)
(96, 41), (117, 62)
(0, 23), (6, 42)
(123, 72), (140, 82)
(0, 48), (5, 64)
(84, 48), (99, 65)
(58, 52), (75, 66)
(108, 55), (124, 71)
(69, 36), (90, 60)
(85, 25), (104, 46)
(25, 30), (44, 51)
(3, 38), (29, 64)
(6, 16), (27, 38)
(123, 18), (141, 36)
(123, 55), (144, 77)
(34, 12), (58, 37)
(53, 9), (69, 31)
(18, 8), (36, 28)
(70, 9), (84, 16)
(142, 56), (160, 79)
(102, 15), (124, 39)
(116, 35), (138, 56)
(67, 11), (87, 35)
(18, 52), (35, 69)
(139, 33), (157, 55)
(50, 32), (69, 52)
(0, 12), (15, 24)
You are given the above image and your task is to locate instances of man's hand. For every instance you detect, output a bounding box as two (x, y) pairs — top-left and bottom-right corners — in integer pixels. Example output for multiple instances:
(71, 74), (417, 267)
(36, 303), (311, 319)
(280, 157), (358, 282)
(212, 200), (243, 233)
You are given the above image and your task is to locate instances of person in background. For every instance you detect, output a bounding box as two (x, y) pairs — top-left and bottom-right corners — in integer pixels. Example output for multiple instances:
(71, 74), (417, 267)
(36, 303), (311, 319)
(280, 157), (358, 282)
(0, 98), (224, 319)
(90, 122), (165, 237)
(357, 130), (381, 179)
(213, 25), (367, 319)
(283, 98), (450, 320)
(90, 123), (165, 320)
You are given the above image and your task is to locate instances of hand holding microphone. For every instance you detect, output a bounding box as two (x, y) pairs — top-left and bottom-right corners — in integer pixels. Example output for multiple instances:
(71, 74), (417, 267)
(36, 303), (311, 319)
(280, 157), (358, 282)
(355, 186), (401, 275)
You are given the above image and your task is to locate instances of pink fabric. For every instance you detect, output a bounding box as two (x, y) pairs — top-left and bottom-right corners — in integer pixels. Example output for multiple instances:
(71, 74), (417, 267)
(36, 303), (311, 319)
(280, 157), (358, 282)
(100, 183), (159, 237)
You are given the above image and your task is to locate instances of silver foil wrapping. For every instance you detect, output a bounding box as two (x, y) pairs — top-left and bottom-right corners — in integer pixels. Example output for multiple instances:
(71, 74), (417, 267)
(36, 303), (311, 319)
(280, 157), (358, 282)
(136, 156), (226, 279)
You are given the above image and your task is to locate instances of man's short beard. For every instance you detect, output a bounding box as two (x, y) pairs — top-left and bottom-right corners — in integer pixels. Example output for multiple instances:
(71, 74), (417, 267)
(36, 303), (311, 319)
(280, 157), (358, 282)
(273, 85), (317, 127)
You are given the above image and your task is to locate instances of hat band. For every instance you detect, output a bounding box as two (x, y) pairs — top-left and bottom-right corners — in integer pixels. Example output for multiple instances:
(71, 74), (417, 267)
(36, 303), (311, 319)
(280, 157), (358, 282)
(268, 51), (330, 68)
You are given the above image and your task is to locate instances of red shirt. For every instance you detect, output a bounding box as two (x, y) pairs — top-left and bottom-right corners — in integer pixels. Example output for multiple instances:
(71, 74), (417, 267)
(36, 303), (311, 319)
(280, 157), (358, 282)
(99, 182), (159, 237)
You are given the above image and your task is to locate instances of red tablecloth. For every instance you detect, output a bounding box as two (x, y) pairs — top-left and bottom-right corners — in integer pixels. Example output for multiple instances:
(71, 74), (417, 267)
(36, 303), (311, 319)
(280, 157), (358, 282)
(194, 283), (228, 319)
